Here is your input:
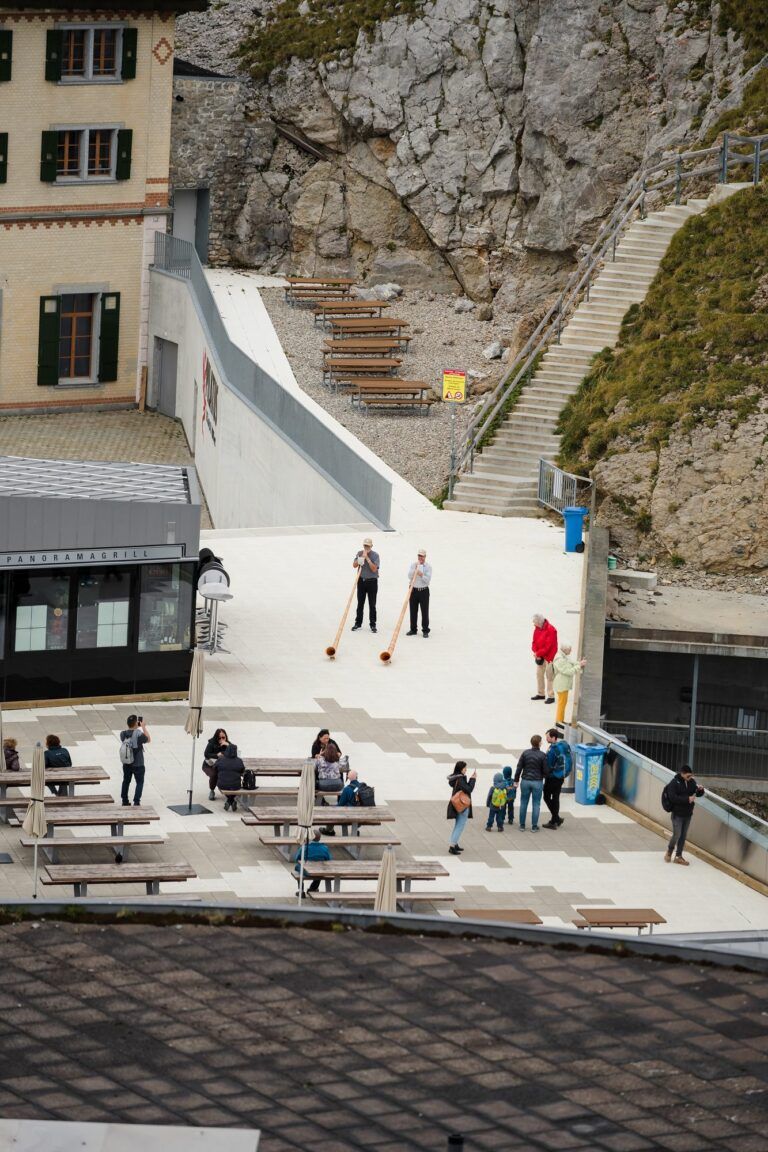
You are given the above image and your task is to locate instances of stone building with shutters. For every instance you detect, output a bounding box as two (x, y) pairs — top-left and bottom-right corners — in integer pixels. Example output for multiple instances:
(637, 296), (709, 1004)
(0, 0), (205, 413)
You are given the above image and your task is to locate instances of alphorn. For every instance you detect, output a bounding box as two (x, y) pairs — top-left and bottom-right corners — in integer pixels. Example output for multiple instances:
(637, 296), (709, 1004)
(379, 567), (419, 664)
(326, 566), (361, 659)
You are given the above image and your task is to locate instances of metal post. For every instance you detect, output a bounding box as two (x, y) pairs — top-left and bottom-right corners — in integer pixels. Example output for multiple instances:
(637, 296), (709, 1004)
(447, 1138), (464, 1151)
(754, 140), (761, 187)
(675, 156), (682, 204)
(721, 133), (729, 183)
(447, 405), (456, 501)
(687, 654), (699, 770)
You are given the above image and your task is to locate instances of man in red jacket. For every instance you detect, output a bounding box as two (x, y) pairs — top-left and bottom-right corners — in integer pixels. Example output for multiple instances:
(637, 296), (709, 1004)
(531, 614), (558, 703)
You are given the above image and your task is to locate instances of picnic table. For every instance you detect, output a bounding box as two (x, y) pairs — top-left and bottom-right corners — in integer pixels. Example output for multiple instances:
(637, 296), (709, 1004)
(32, 804), (159, 841)
(241, 758), (312, 777)
(349, 379), (433, 414)
(329, 317), (409, 337)
(302, 859), (448, 894)
(242, 806), (394, 839)
(323, 337), (410, 356)
(42, 862), (195, 898)
(323, 358), (401, 386)
(574, 908), (667, 936)
(313, 301), (389, 324)
(0, 766), (109, 820)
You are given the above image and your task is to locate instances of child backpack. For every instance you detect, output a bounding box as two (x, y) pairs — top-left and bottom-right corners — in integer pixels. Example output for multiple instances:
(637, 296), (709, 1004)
(553, 741), (572, 778)
(661, 783), (673, 813)
(119, 733), (135, 766)
(357, 783), (375, 807)
(491, 786), (507, 808)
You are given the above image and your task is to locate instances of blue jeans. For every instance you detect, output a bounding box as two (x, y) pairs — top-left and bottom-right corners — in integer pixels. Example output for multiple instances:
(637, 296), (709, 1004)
(486, 807), (505, 830)
(450, 808), (469, 846)
(519, 779), (543, 829)
(506, 796), (516, 823)
(121, 765), (145, 805)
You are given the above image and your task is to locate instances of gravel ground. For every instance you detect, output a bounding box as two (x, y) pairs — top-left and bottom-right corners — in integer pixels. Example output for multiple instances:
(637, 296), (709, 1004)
(261, 289), (508, 499)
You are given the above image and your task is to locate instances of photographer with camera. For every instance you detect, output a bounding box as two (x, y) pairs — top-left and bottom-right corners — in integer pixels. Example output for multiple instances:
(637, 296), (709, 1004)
(119, 714), (151, 807)
(663, 766), (705, 866)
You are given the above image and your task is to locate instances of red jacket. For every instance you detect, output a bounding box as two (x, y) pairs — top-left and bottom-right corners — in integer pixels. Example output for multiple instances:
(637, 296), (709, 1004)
(532, 620), (558, 663)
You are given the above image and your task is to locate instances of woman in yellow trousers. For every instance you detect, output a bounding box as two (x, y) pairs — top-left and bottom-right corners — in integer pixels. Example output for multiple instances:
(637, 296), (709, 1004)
(552, 645), (587, 726)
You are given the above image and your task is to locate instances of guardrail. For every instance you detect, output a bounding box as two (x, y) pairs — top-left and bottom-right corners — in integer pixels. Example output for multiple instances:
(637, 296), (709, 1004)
(537, 460), (593, 516)
(452, 131), (768, 487)
(576, 721), (768, 886)
(153, 233), (393, 530)
(603, 719), (768, 781)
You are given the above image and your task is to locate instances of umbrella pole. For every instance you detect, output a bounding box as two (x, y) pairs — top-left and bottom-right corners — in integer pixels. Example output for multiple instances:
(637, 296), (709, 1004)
(33, 841), (38, 900)
(187, 734), (197, 814)
(297, 826), (309, 905)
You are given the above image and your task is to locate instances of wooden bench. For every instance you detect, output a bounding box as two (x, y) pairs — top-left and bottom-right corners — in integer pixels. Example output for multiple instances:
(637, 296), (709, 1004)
(359, 396), (433, 414)
(302, 859), (448, 894)
(259, 834), (400, 859)
(290, 288), (351, 305)
(323, 337), (410, 356)
(313, 301), (389, 324)
(574, 908), (667, 936)
(0, 765), (108, 800)
(42, 862), (196, 897)
(21, 834), (167, 864)
(286, 276), (355, 286)
(220, 788), (299, 803)
(31, 805), (159, 839)
(348, 380), (433, 413)
(454, 909), (544, 925)
(308, 892), (455, 911)
(324, 358), (401, 387)
(4, 794), (115, 826)
(242, 807), (394, 843)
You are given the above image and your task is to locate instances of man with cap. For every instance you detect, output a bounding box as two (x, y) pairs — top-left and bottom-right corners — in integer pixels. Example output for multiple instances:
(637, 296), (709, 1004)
(352, 537), (380, 633)
(406, 548), (432, 637)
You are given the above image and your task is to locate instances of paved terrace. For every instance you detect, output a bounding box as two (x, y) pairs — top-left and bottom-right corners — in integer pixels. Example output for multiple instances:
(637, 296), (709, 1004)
(0, 517), (764, 933)
(0, 912), (765, 1152)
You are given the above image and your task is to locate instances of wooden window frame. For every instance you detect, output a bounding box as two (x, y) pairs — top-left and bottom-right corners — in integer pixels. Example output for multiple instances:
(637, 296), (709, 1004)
(57, 292), (98, 385)
(58, 25), (123, 83)
(54, 126), (118, 183)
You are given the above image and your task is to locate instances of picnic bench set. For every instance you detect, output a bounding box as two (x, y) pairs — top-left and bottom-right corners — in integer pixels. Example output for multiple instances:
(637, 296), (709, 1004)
(3, 764), (195, 898)
(285, 276), (433, 415)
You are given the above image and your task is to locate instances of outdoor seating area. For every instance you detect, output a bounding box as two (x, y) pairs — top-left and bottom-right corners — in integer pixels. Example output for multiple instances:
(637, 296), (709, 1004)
(285, 275), (434, 415)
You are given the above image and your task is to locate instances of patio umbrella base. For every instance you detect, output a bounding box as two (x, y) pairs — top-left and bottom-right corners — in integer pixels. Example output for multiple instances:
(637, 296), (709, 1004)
(167, 803), (211, 816)
(0, 853), (11, 864)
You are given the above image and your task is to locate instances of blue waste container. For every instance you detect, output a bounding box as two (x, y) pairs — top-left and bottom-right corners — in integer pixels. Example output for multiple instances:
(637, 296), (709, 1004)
(563, 506), (588, 553)
(574, 743), (607, 805)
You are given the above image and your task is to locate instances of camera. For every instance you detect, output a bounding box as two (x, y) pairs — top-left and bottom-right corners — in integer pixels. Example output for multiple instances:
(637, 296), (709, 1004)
(137, 715), (143, 724)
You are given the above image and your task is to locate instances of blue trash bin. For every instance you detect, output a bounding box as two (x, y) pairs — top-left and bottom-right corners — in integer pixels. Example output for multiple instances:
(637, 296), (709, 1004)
(574, 743), (607, 805)
(563, 506), (587, 553)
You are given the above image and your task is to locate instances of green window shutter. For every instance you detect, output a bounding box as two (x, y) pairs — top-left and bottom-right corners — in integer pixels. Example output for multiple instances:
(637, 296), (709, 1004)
(121, 27), (137, 80)
(0, 134), (7, 184)
(0, 29), (12, 82)
(45, 29), (62, 82)
(37, 296), (61, 387)
(40, 131), (57, 182)
(98, 293), (121, 382)
(115, 128), (132, 180)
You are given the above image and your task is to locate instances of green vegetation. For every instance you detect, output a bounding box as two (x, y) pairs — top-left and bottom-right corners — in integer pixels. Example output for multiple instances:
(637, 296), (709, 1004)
(705, 68), (768, 142)
(236, 0), (427, 80)
(557, 186), (768, 474)
(718, 1), (768, 68)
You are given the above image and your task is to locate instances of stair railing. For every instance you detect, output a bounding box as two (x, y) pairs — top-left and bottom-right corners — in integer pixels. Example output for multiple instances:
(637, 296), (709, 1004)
(452, 132), (768, 488)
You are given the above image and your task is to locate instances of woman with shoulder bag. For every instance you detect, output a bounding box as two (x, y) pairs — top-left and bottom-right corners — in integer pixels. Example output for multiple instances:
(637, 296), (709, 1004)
(447, 760), (476, 855)
(202, 728), (229, 800)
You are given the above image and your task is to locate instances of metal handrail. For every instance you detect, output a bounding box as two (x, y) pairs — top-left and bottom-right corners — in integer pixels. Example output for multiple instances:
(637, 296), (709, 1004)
(537, 459), (592, 515)
(453, 131), (768, 484)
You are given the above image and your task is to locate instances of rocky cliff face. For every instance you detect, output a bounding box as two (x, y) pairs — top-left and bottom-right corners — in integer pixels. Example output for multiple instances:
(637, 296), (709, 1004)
(175, 0), (754, 314)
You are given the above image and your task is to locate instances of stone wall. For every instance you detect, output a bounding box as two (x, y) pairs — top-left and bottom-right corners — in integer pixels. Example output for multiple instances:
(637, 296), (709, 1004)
(171, 75), (255, 265)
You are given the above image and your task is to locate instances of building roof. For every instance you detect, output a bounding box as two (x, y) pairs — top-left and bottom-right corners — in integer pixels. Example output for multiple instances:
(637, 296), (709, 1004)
(0, 456), (196, 505)
(3, 0), (207, 12)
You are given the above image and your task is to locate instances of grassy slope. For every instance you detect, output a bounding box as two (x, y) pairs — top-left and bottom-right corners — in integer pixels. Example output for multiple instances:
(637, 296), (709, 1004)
(557, 186), (768, 475)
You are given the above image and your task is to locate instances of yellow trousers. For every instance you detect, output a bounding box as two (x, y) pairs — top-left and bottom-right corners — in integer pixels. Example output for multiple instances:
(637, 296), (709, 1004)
(555, 691), (569, 725)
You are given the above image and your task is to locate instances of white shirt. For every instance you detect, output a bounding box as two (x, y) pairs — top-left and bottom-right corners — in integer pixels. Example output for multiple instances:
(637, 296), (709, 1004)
(408, 561), (432, 589)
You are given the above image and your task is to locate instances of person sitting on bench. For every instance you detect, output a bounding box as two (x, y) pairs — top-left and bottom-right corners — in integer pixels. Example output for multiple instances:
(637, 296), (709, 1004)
(217, 743), (245, 812)
(293, 830), (331, 895)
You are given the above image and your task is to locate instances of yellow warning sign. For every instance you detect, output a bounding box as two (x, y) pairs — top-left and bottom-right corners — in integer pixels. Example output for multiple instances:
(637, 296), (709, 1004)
(442, 370), (467, 403)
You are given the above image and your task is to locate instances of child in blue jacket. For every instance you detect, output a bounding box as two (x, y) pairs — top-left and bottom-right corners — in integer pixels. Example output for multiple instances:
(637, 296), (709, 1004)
(502, 765), (517, 826)
(485, 771), (508, 832)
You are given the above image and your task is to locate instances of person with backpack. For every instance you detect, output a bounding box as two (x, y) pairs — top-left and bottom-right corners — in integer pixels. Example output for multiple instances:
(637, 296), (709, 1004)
(217, 743), (245, 811)
(543, 729), (572, 829)
(485, 772), (508, 832)
(2, 738), (20, 773)
(337, 769), (361, 807)
(293, 830), (332, 896)
(513, 736), (549, 832)
(447, 761), (476, 855)
(502, 765), (517, 826)
(119, 715), (150, 806)
(663, 765), (705, 866)
(45, 734), (72, 796)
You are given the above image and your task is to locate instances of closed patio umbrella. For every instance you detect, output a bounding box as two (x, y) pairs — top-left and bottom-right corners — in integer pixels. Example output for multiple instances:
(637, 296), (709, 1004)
(170, 648), (210, 815)
(22, 742), (46, 899)
(296, 760), (315, 905)
(374, 844), (397, 916)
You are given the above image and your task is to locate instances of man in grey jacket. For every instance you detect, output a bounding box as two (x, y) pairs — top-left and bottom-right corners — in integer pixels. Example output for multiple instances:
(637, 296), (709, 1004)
(406, 548), (432, 637)
(352, 536), (380, 633)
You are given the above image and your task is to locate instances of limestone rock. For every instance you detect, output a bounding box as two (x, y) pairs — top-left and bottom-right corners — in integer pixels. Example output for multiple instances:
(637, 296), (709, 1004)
(482, 340), (503, 360)
(454, 297), (475, 314)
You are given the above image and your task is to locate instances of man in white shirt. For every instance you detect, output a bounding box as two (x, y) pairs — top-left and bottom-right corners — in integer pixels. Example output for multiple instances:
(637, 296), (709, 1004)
(406, 548), (432, 637)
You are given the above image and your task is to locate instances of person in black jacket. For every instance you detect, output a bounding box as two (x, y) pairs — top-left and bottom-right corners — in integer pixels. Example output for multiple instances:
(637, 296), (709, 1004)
(447, 761), (476, 855)
(310, 729), (342, 758)
(203, 728), (230, 800)
(217, 743), (245, 811)
(665, 766), (705, 866)
(45, 734), (72, 796)
(513, 735), (549, 832)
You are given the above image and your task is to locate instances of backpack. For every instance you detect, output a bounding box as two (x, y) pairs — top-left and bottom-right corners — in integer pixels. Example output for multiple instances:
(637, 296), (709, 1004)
(242, 769), (256, 790)
(551, 741), (572, 779)
(119, 732), (135, 766)
(661, 783), (673, 813)
(491, 786), (507, 808)
(357, 783), (375, 807)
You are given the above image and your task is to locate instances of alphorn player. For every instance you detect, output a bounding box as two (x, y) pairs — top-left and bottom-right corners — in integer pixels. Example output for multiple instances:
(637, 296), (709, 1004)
(351, 536), (380, 634)
(406, 548), (432, 637)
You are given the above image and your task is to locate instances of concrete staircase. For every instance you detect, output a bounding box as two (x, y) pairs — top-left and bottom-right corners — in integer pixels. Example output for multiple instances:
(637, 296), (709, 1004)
(444, 185), (748, 517)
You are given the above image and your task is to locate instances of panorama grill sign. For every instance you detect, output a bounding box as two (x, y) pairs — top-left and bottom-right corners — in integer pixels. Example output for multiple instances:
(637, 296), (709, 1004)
(0, 545), (185, 570)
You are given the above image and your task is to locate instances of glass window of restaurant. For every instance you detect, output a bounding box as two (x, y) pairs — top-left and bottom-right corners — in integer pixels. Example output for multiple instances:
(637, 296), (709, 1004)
(12, 573), (70, 651)
(76, 568), (131, 649)
(138, 563), (193, 652)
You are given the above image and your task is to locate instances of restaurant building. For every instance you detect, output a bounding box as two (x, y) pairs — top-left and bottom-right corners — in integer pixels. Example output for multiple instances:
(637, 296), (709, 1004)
(0, 456), (200, 702)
